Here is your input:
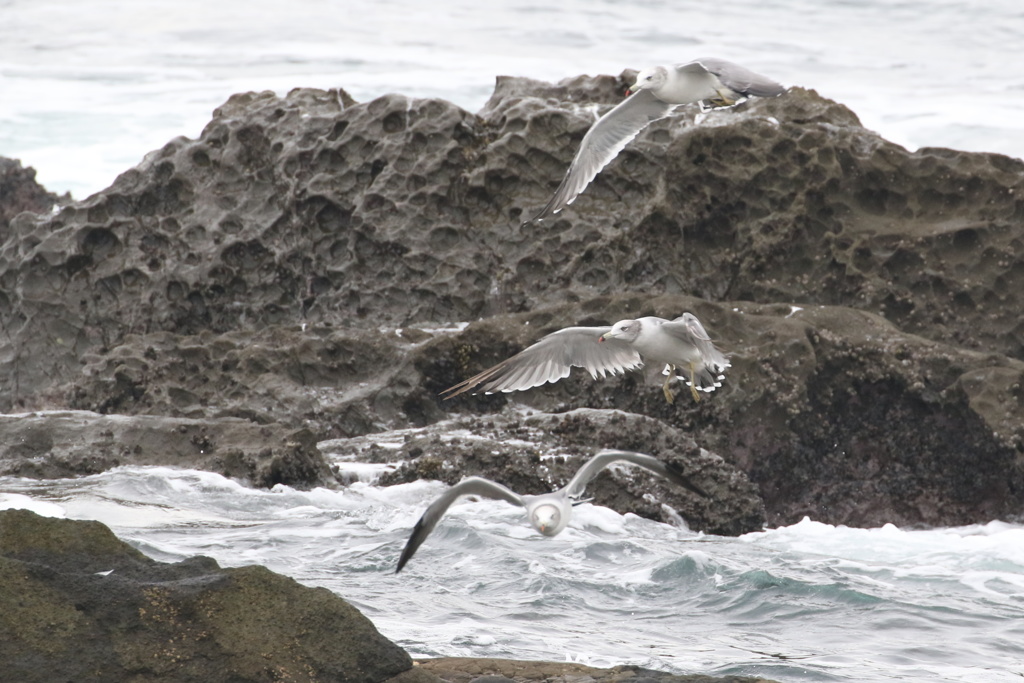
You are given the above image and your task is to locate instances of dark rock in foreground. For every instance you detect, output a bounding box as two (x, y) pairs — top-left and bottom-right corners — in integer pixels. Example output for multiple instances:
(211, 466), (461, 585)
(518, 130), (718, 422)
(0, 509), (778, 683)
(0, 508), (416, 683)
(418, 657), (779, 683)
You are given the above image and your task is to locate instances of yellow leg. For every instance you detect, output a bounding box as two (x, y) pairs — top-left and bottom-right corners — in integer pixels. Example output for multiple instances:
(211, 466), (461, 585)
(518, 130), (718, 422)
(662, 364), (676, 404)
(716, 89), (738, 106)
(705, 90), (737, 109)
(689, 362), (701, 403)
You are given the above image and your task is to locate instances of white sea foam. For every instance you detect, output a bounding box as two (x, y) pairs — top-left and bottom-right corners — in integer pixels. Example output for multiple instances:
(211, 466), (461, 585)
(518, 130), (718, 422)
(3, 466), (1022, 681)
(0, 492), (66, 518)
(334, 461), (398, 484)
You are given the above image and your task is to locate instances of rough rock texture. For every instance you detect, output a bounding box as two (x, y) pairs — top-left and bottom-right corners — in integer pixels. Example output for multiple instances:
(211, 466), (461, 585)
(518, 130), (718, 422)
(1, 73), (1023, 530)
(0, 410), (331, 487)
(0, 157), (66, 236)
(65, 325), (449, 438)
(5, 78), (1022, 411)
(417, 657), (779, 683)
(0, 508), (418, 683)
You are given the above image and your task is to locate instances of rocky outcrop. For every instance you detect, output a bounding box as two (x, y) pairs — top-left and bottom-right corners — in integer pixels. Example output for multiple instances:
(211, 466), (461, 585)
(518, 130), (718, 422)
(65, 324), (448, 438)
(0, 508), (418, 683)
(0, 157), (66, 236)
(0, 410), (331, 487)
(1, 73), (1023, 529)
(61, 286), (1023, 528)
(5, 79), (1023, 409)
(328, 408), (765, 536)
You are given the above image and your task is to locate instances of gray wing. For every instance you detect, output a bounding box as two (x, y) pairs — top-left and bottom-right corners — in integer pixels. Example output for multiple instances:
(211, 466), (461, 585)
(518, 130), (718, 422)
(441, 326), (643, 399)
(661, 313), (730, 371)
(661, 313), (731, 393)
(686, 58), (785, 98)
(396, 477), (525, 573)
(564, 449), (708, 499)
(528, 88), (675, 223)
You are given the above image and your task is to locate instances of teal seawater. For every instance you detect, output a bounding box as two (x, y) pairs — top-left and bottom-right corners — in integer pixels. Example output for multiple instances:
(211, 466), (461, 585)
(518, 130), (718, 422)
(2, 466), (1022, 682)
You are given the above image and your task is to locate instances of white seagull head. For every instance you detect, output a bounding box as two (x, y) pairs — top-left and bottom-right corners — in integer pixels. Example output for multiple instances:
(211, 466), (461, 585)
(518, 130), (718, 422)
(628, 65), (668, 94)
(529, 503), (563, 536)
(598, 319), (641, 343)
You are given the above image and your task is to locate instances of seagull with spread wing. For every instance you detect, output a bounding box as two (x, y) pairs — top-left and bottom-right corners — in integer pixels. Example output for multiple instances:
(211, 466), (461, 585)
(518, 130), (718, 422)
(395, 449), (707, 573)
(442, 312), (730, 404)
(528, 58), (785, 223)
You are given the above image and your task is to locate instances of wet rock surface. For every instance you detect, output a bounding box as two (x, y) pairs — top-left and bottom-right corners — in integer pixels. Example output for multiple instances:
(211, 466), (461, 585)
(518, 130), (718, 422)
(2, 73), (1024, 530)
(327, 408), (765, 536)
(0, 509), (417, 683)
(417, 657), (779, 683)
(0, 507), (777, 682)
(0, 410), (330, 487)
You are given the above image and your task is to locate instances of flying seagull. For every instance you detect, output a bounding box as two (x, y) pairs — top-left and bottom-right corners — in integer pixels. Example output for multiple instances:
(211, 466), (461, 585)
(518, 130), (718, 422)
(442, 312), (730, 404)
(528, 58), (785, 223)
(395, 449), (707, 573)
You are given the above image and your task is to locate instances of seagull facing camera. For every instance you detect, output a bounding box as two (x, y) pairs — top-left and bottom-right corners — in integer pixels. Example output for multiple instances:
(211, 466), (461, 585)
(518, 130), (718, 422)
(394, 449), (708, 573)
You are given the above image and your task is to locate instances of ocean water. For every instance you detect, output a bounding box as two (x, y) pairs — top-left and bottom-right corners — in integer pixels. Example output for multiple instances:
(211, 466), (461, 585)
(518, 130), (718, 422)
(1, 0), (1023, 198)
(2, 461), (1023, 683)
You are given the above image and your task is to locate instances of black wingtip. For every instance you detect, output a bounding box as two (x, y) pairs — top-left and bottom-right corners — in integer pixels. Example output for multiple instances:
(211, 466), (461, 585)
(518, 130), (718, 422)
(438, 379), (476, 401)
(394, 547), (412, 574)
(394, 517), (428, 574)
(525, 193), (567, 226)
(394, 538), (416, 574)
(395, 544), (409, 573)
(522, 209), (551, 227)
